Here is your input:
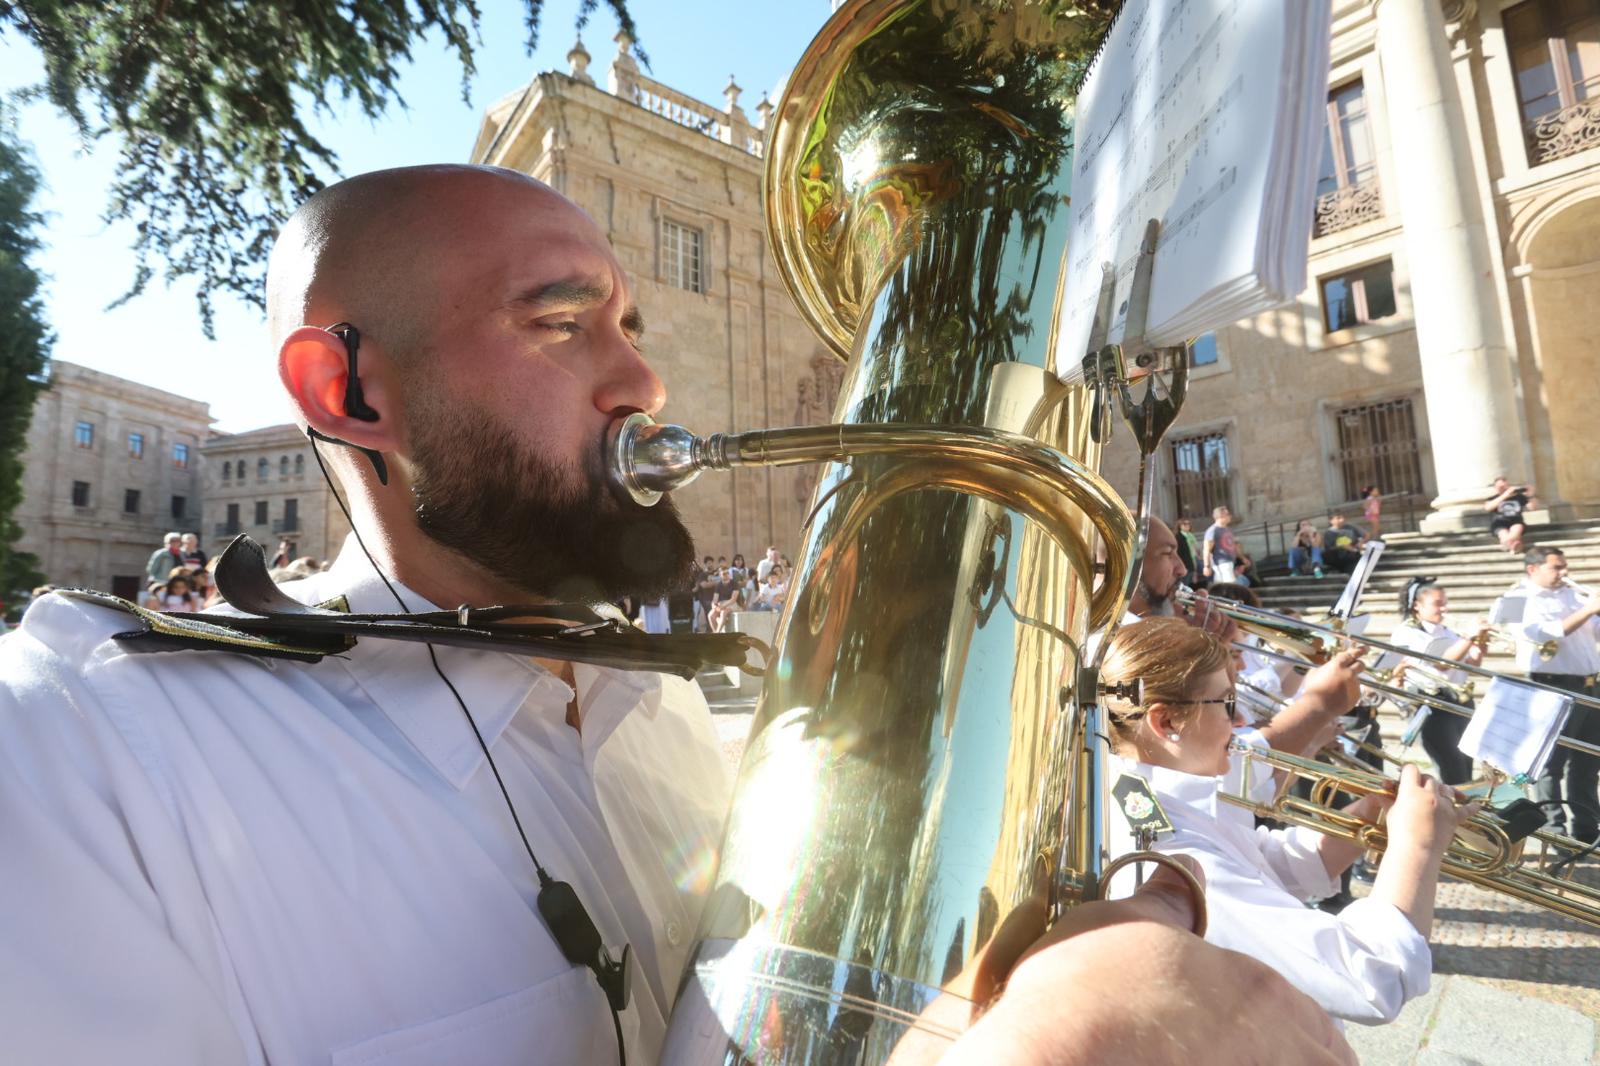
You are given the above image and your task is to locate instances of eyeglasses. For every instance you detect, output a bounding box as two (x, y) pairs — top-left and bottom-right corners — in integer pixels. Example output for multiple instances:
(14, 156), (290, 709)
(1184, 693), (1237, 721)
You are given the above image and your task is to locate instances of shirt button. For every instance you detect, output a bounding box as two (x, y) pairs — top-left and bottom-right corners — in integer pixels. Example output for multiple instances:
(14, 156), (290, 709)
(665, 919), (683, 946)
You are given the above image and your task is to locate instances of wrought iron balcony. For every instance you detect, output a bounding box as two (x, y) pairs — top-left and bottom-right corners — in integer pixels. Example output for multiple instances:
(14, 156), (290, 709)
(214, 522), (243, 537)
(1526, 98), (1600, 167)
(272, 518), (300, 533)
(1313, 178), (1383, 238)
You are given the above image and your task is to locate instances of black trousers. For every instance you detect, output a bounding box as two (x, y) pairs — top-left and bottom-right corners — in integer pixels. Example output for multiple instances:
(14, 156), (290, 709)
(1531, 673), (1600, 844)
(1419, 699), (1474, 786)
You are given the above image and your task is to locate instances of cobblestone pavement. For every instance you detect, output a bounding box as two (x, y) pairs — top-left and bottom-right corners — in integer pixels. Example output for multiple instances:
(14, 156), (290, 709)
(700, 685), (1600, 1062)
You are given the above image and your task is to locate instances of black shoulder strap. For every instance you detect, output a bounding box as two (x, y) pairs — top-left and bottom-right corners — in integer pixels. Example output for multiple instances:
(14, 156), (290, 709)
(54, 587), (353, 663)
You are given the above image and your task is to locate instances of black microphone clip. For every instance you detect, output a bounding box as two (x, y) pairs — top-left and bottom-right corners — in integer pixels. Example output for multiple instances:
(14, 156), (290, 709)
(536, 877), (633, 1012)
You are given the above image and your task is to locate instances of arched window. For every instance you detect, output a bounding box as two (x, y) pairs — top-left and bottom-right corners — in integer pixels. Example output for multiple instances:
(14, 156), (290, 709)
(222, 462), (231, 481)
(257, 457), (269, 479)
(280, 455), (290, 477)
(294, 453), (305, 476)
(236, 460), (246, 480)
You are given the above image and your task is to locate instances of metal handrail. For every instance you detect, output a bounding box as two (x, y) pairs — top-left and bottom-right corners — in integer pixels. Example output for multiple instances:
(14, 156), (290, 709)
(1225, 493), (1425, 566)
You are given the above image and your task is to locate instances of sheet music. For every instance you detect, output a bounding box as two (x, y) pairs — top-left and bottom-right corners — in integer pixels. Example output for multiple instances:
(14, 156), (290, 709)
(1458, 677), (1572, 781)
(1489, 595), (1526, 625)
(1331, 542), (1386, 620)
(1055, 0), (1332, 376)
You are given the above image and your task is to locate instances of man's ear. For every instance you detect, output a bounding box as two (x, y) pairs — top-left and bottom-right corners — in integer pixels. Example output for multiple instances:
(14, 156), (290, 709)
(279, 326), (401, 455)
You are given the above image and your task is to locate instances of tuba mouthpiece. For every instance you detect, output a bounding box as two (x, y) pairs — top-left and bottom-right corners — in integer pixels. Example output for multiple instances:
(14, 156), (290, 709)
(606, 412), (721, 506)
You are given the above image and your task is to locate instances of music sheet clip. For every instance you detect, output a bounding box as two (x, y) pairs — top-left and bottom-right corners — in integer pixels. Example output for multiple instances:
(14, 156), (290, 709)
(1458, 677), (1572, 782)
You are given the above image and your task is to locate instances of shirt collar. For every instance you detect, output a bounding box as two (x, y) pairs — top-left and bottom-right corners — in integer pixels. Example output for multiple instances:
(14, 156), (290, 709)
(1109, 753), (1220, 814)
(304, 534), (657, 789)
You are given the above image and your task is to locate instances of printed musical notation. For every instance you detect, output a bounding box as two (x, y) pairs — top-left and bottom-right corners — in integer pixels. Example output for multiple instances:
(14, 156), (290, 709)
(1055, 0), (1332, 377)
(1460, 678), (1572, 781)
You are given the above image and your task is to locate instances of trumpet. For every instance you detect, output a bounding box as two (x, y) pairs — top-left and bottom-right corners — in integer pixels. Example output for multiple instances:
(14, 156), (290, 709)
(1225, 740), (1600, 930)
(1471, 625), (1559, 662)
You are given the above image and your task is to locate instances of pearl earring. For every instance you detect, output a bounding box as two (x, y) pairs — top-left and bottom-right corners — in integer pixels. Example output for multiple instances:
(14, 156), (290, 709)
(1167, 732), (1179, 741)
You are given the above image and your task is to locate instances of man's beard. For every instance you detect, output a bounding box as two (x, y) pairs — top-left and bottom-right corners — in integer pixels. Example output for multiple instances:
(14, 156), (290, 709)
(406, 402), (695, 603)
(1135, 573), (1181, 617)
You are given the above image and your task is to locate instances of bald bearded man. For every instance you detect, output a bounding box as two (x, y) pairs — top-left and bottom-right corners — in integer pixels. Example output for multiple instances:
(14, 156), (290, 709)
(0, 166), (1352, 1066)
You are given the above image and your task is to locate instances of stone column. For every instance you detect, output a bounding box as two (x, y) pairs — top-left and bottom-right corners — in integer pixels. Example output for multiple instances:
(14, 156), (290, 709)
(1372, 0), (1529, 528)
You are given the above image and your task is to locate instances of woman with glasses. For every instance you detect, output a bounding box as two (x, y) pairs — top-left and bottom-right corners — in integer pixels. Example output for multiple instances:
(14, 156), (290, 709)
(1102, 617), (1475, 1024)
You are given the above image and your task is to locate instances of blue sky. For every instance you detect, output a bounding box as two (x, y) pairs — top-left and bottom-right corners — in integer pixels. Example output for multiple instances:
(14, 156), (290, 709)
(2, 1), (827, 431)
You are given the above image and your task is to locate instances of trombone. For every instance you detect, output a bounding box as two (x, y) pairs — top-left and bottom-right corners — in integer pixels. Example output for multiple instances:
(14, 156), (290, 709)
(1173, 584), (1600, 720)
(1223, 740), (1600, 930)
(1228, 622), (1600, 760)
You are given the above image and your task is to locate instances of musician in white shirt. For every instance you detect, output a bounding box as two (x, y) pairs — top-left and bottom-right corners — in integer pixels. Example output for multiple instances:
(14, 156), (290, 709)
(1388, 577), (1488, 785)
(1104, 617), (1476, 1024)
(1508, 546), (1600, 844)
(0, 166), (1357, 1066)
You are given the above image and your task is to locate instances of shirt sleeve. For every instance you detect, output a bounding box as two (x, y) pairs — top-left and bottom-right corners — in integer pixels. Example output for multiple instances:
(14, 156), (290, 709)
(1163, 827), (1431, 1024)
(0, 601), (254, 1066)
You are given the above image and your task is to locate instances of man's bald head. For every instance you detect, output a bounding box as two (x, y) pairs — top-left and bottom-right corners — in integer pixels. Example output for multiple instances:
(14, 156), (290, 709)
(266, 165), (570, 361)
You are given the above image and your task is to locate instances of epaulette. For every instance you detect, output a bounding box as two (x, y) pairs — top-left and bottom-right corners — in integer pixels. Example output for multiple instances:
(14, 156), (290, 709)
(54, 587), (353, 663)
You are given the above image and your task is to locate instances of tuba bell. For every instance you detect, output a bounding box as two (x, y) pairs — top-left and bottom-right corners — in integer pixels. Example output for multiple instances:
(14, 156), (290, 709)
(628, 1), (1178, 1061)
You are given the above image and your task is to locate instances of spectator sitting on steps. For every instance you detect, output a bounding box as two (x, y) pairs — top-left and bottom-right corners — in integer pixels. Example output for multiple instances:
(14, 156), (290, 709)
(1485, 476), (1537, 554)
(1288, 520), (1325, 579)
(1322, 513), (1366, 574)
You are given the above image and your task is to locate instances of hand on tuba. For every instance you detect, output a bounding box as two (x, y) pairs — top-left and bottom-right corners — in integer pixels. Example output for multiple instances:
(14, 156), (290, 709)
(939, 863), (1357, 1066)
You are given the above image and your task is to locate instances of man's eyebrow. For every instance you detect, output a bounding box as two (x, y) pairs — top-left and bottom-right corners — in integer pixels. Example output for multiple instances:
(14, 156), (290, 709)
(508, 278), (612, 309)
(620, 306), (645, 338)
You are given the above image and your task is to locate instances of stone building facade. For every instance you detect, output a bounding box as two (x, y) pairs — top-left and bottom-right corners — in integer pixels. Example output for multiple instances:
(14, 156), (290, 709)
(1098, 0), (1600, 537)
(469, 35), (836, 557)
(13, 361), (211, 598)
(199, 425), (350, 567)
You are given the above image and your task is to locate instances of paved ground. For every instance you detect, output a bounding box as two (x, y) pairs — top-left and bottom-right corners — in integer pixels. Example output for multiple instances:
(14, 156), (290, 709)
(699, 676), (1600, 1064)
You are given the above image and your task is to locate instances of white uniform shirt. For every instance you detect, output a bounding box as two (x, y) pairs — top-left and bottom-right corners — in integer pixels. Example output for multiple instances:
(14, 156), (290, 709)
(1511, 579), (1600, 675)
(1389, 618), (1470, 688)
(0, 536), (731, 1066)
(1107, 756), (1431, 1024)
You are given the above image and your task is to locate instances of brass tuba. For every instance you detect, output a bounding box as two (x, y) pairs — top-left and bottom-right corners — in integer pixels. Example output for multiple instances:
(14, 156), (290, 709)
(615, 1), (1186, 1060)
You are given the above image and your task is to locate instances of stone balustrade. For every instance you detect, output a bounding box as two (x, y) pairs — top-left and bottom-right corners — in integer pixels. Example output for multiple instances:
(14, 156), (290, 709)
(1526, 97), (1600, 167)
(1313, 177), (1383, 238)
(598, 32), (766, 157)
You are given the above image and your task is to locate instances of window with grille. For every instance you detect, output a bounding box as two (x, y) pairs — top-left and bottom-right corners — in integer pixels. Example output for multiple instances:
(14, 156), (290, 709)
(71, 481), (91, 507)
(660, 218), (705, 293)
(1320, 259), (1397, 333)
(1505, 0), (1600, 164)
(171, 495), (187, 519)
(123, 489), (141, 514)
(1332, 398), (1425, 502)
(1170, 430), (1233, 522)
(75, 421), (94, 448)
(128, 432), (145, 459)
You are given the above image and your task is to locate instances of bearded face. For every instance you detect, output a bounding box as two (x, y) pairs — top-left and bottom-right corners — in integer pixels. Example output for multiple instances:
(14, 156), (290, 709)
(404, 391), (696, 603)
